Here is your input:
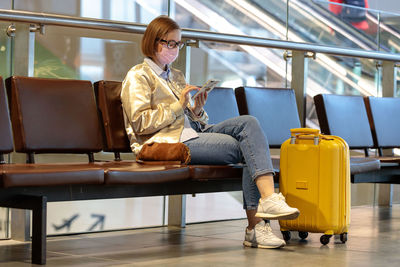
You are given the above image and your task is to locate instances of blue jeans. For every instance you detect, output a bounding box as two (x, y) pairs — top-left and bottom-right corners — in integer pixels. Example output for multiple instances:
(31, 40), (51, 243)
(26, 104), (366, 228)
(184, 115), (275, 210)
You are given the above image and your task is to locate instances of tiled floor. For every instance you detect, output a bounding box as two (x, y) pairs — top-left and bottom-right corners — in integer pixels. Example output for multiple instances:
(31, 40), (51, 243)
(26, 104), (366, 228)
(1, 205), (400, 266)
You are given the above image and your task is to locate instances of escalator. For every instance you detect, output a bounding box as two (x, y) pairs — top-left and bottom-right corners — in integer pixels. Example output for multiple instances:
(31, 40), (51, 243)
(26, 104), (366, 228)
(175, 0), (400, 98)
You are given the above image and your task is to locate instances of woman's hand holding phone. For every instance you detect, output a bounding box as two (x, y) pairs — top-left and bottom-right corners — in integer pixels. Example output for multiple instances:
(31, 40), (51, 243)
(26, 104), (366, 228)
(180, 80), (218, 116)
(192, 90), (207, 116)
(179, 85), (198, 109)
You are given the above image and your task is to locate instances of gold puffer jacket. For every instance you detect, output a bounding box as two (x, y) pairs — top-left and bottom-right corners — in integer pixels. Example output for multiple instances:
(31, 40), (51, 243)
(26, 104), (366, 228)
(121, 61), (208, 155)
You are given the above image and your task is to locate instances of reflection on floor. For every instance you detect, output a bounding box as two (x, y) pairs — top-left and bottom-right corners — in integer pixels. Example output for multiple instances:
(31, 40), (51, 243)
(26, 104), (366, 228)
(1, 205), (400, 266)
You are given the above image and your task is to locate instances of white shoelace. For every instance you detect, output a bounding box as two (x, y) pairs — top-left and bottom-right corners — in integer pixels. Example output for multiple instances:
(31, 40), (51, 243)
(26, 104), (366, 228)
(268, 193), (288, 209)
(276, 193), (286, 201)
(257, 223), (274, 240)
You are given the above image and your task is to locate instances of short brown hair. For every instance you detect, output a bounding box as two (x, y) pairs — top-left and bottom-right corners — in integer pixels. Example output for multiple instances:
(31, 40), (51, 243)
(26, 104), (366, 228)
(141, 16), (181, 59)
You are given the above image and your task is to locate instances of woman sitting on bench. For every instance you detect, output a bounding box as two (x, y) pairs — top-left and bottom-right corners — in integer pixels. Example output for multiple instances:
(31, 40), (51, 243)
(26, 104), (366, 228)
(121, 15), (299, 249)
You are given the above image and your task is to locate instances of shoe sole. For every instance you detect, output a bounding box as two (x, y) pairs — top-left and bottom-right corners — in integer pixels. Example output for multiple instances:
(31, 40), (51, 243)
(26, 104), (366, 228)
(255, 210), (300, 220)
(243, 241), (285, 249)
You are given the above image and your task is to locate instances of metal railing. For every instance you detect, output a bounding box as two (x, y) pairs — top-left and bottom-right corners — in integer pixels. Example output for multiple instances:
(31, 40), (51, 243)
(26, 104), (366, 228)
(1, 9), (400, 62)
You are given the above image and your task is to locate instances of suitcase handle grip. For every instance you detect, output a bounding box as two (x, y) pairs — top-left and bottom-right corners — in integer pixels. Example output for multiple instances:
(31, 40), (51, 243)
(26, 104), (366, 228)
(290, 128), (320, 136)
(290, 128), (320, 145)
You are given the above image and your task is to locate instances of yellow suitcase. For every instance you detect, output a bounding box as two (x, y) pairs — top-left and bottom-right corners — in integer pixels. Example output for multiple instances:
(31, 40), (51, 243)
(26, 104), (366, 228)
(279, 128), (350, 245)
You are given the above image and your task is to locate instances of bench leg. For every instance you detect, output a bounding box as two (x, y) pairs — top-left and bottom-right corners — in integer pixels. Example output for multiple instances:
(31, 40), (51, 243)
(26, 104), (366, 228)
(168, 195), (186, 227)
(0, 195), (47, 265)
(31, 196), (47, 265)
(376, 184), (393, 206)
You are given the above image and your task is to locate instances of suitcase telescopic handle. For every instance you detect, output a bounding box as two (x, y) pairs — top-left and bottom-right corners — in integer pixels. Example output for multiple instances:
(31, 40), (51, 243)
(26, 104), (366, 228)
(290, 128), (320, 145)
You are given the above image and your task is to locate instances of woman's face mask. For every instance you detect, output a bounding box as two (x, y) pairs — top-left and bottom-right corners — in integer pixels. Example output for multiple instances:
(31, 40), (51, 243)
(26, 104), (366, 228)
(155, 29), (182, 67)
(156, 46), (179, 66)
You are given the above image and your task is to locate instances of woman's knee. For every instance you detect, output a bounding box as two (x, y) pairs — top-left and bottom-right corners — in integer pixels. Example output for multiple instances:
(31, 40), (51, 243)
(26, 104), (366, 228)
(238, 115), (261, 129)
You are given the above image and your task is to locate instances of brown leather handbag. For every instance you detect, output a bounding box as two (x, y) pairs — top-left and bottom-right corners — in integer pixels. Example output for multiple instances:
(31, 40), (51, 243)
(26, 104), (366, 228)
(136, 142), (191, 164)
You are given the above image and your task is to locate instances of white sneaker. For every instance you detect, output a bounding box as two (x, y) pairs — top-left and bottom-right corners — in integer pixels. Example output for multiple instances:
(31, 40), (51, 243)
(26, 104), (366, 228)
(255, 193), (300, 220)
(243, 220), (285, 249)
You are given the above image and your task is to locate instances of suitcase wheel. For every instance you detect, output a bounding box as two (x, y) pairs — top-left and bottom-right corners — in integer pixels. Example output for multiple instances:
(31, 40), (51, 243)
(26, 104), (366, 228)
(298, 231), (308, 240)
(320, 234), (331, 245)
(340, 233), (348, 243)
(281, 231), (291, 241)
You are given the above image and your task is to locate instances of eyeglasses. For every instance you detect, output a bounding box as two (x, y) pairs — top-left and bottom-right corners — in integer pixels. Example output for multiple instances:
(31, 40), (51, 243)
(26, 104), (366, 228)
(159, 39), (185, 49)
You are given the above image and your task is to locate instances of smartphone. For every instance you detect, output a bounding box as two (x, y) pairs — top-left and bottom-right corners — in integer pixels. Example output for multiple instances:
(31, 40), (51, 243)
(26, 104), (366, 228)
(191, 79), (220, 101)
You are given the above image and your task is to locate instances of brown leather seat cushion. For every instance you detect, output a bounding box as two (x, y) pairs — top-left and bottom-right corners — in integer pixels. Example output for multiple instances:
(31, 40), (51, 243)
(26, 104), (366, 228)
(104, 162), (190, 184)
(0, 163), (104, 188)
(189, 165), (243, 181)
(189, 156), (280, 182)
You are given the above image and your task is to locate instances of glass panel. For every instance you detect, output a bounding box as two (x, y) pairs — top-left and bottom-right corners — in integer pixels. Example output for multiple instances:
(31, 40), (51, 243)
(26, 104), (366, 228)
(13, 0), (168, 23)
(308, 55), (377, 96)
(289, 0), (378, 50)
(14, 0), (83, 16)
(0, 1), (12, 9)
(397, 68), (400, 97)
(0, 22), (12, 78)
(379, 11), (400, 54)
(189, 42), (287, 88)
(34, 25), (143, 81)
(306, 55), (379, 128)
(173, 0), (286, 40)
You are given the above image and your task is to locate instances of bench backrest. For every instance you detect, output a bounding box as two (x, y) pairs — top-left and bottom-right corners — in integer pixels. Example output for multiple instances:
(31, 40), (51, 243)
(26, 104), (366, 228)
(5, 76), (102, 159)
(203, 87), (239, 124)
(0, 77), (14, 161)
(314, 94), (374, 149)
(235, 87), (301, 148)
(364, 96), (400, 149)
(94, 80), (131, 154)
